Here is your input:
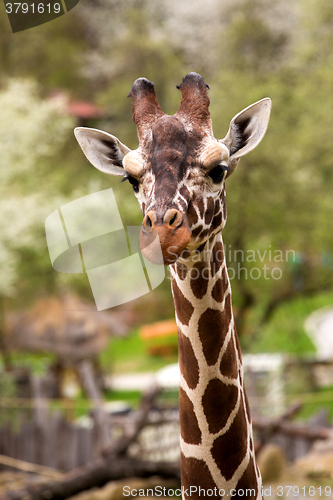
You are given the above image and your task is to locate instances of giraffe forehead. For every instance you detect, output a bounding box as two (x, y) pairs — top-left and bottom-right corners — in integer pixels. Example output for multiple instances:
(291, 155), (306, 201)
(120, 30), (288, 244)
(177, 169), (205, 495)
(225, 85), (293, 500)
(151, 116), (188, 172)
(147, 115), (206, 179)
(152, 115), (187, 146)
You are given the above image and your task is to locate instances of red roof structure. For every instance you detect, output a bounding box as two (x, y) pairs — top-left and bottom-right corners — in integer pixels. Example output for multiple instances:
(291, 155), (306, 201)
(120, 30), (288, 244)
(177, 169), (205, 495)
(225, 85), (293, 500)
(66, 100), (105, 120)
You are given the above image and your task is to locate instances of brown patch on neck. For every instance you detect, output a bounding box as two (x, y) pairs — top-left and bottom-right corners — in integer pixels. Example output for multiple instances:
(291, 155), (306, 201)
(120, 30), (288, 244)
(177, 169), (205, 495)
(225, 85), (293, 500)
(202, 378), (239, 434)
(176, 262), (188, 280)
(220, 335), (239, 379)
(190, 262), (209, 299)
(198, 308), (229, 366)
(178, 329), (199, 389)
(212, 267), (229, 302)
(211, 211), (223, 231)
(181, 454), (221, 499)
(171, 280), (194, 325)
(211, 401), (248, 481)
(210, 240), (224, 277)
(179, 387), (201, 445)
(235, 457), (258, 498)
(234, 328), (243, 363)
(192, 224), (204, 237)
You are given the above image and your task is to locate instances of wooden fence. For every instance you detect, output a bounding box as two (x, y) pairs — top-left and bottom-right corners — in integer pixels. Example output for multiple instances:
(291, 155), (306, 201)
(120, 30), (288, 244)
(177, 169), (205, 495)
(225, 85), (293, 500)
(0, 412), (99, 473)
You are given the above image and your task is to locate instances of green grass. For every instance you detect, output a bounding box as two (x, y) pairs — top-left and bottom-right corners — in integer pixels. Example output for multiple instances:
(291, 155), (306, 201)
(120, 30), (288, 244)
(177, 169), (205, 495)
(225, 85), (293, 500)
(290, 385), (333, 421)
(245, 290), (333, 354)
(104, 388), (179, 408)
(99, 290), (333, 377)
(51, 388), (179, 418)
(0, 352), (56, 375)
(99, 328), (178, 374)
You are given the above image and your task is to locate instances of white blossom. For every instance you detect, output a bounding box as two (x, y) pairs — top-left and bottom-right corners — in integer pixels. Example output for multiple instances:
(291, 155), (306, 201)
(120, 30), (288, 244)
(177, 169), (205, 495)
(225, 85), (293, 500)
(0, 79), (75, 296)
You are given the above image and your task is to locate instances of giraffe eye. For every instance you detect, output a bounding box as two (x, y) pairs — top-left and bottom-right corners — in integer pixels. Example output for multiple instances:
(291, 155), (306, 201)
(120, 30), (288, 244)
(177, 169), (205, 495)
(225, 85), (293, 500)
(122, 174), (140, 193)
(207, 165), (230, 184)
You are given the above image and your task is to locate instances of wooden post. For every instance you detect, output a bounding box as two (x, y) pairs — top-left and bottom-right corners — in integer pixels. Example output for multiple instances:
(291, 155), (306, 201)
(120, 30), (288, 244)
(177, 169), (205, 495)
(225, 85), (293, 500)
(77, 360), (111, 450)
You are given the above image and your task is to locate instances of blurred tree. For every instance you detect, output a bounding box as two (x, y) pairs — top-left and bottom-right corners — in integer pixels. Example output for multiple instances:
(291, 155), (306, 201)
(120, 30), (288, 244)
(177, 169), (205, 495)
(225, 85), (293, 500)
(0, 7), (89, 96)
(0, 79), (77, 366)
(218, 0), (289, 73)
(209, 0), (333, 338)
(0, 79), (75, 296)
(79, 2), (187, 147)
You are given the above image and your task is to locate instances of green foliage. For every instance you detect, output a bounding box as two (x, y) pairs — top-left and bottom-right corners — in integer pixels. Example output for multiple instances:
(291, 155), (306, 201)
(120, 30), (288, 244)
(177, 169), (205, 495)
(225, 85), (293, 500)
(294, 386), (333, 421)
(0, 8), (88, 95)
(207, 0), (333, 333)
(100, 328), (178, 374)
(244, 291), (333, 354)
(0, 79), (75, 298)
(219, 0), (289, 73)
(96, 6), (187, 147)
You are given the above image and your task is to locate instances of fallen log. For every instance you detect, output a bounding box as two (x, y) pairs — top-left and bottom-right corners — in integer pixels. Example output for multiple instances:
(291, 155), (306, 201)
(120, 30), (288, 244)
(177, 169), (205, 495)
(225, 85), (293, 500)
(253, 416), (332, 441)
(0, 454), (63, 480)
(253, 403), (332, 454)
(0, 385), (180, 500)
(0, 457), (180, 500)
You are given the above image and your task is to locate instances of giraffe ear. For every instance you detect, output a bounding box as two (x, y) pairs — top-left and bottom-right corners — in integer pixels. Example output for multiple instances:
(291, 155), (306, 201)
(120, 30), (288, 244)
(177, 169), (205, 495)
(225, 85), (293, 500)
(221, 98), (272, 176)
(74, 127), (131, 176)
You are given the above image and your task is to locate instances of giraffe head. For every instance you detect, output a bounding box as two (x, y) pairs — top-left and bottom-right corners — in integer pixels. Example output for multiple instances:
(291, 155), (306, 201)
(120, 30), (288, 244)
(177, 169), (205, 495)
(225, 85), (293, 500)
(75, 73), (271, 265)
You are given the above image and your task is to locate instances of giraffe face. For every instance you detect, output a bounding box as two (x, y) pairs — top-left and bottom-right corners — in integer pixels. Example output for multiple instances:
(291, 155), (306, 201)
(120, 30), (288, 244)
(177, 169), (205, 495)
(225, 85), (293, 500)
(122, 115), (231, 264)
(74, 73), (271, 265)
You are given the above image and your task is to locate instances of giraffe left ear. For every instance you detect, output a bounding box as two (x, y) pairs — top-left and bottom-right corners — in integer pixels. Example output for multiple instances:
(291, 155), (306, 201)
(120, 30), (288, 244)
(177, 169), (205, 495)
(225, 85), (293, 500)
(221, 98), (272, 176)
(74, 127), (131, 176)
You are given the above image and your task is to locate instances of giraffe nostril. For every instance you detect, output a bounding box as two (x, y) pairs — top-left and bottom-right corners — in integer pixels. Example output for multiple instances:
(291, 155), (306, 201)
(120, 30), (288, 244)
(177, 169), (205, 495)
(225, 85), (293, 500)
(143, 210), (156, 232)
(164, 209), (182, 228)
(169, 213), (178, 226)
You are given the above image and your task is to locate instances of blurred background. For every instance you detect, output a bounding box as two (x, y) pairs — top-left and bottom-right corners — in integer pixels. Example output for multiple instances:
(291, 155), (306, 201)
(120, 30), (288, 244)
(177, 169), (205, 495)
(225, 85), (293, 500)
(0, 0), (333, 497)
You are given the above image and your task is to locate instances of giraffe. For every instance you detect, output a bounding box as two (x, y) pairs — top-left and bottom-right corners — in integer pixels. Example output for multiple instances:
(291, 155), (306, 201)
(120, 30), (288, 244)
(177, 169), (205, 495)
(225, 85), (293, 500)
(74, 73), (271, 499)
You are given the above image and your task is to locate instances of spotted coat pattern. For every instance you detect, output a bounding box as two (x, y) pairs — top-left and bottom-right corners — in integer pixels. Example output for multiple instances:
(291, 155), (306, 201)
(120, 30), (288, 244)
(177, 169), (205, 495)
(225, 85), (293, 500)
(75, 72), (272, 500)
(127, 74), (263, 499)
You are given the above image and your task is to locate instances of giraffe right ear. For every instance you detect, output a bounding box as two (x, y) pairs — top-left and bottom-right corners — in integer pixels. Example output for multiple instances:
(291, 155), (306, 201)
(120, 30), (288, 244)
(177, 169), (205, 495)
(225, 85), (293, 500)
(221, 98), (272, 176)
(74, 127), (131, 176)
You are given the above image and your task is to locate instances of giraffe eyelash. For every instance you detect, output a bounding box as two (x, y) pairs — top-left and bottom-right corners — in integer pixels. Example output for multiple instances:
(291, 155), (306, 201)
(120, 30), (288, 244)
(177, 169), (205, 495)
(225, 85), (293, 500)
(121, 173), (140, 193)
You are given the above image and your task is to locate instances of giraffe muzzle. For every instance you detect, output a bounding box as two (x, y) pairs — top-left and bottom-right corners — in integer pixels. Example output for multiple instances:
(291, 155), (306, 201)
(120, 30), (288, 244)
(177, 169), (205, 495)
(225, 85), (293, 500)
(140, 209), (191, 265)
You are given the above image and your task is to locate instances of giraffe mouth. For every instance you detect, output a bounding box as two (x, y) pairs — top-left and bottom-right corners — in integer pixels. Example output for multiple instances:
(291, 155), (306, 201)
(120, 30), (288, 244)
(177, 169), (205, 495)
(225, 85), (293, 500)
(140, 223), (191, 265)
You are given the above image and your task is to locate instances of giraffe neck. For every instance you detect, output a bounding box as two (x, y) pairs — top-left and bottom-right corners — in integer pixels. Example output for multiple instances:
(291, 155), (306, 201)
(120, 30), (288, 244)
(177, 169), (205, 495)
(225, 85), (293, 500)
(170, 233), (262, 499)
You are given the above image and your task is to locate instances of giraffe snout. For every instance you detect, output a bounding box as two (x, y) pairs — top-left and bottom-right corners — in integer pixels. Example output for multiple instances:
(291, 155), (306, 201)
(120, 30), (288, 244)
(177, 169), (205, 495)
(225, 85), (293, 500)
(143, 209), (183, 232)
(141, 209), (191, 265)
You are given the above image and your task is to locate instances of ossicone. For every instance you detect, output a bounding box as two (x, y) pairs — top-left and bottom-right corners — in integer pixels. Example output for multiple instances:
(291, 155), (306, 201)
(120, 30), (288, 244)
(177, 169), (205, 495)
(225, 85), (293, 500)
(128, 77), (164, 143)
(175, 72), (212, 131)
